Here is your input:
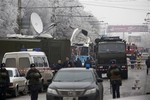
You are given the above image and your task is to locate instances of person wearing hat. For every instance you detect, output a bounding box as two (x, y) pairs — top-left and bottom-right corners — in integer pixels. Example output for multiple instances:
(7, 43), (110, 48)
(107, 59), (122, 99)
(0, 63), (10, 100)
(26, 63), (42, 100)
(145, 56), (150, 75)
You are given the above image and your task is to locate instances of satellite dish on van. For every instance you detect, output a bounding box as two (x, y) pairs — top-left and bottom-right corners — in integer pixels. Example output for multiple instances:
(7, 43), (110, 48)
(31, 12), (43, 34)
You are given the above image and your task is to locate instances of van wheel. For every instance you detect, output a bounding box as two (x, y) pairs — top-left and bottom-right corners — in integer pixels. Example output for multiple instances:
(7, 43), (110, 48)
(12, 86), (19, 97)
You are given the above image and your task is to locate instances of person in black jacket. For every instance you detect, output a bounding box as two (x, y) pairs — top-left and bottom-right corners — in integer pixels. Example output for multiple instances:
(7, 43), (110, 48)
(0, 63), (10, 100)
(145, 56), (150, 75)
(53, 60), (63, 75)
(75, 58), (82, 67)
(107, 60), (122, 99)
(63, 57), (73, 67)
(26, 63), (42, 100)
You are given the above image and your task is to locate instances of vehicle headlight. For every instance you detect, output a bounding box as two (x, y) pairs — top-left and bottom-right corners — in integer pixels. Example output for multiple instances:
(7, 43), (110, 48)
(47, 88), (58, 95)
(84, 88), (96, 95)
(122, 66), (126, 68)
(99, 66), (103, 68)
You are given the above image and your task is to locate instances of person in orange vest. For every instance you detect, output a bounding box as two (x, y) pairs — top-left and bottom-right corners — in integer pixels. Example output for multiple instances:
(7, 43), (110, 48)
(136, 54), (142, 69)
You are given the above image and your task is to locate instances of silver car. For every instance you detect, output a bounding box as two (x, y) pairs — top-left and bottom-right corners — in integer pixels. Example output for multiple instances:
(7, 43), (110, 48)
(6, 68), (28, 97)
(46, 68), (103, 100)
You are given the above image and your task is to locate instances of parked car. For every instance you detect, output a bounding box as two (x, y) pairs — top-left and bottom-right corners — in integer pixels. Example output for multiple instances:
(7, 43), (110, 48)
(6, 67), (28, 97)
(46, 68), (103, 100)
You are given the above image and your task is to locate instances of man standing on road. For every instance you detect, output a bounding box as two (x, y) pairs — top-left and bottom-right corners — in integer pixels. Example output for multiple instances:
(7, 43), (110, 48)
(107, 59), (122, 99)
(26, 63), (42, 100)
(0, 63), (10, 100)
(145, 56), (150, 75)
(63, 57), (73, 67)
(75, 58), (82, 67)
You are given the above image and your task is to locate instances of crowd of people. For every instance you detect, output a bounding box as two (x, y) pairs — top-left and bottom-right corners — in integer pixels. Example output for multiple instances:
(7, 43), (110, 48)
(51, 56), (93, 72)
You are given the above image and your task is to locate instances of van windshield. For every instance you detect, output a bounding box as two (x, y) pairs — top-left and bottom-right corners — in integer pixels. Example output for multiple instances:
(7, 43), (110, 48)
(33, 56), (48, 67)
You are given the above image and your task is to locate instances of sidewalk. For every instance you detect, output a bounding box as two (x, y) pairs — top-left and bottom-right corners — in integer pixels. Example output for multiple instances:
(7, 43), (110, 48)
(144, 74), (150, 94)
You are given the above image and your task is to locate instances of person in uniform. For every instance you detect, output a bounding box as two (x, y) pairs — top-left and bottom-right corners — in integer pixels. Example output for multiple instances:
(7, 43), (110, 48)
(26, 63), (42, 100)
(136, 54), (142, 69)
(107, 60), (122, 99)
(75, 58), (82, 67)
(0, 63), (10, 100)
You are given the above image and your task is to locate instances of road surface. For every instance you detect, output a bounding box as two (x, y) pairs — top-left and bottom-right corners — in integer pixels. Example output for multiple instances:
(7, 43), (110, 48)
(7, 64), (150, 100)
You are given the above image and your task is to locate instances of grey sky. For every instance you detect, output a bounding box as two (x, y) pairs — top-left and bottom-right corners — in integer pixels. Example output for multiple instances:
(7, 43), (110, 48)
(79, 0), (150, 25)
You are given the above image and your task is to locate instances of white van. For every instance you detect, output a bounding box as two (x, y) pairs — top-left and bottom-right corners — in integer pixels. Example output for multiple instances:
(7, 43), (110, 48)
(2, 51), (53, 91)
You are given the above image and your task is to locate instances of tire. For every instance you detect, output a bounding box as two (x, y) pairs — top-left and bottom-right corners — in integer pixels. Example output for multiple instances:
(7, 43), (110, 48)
(12, 86), (19, 97)
(22, 84), (28, 95)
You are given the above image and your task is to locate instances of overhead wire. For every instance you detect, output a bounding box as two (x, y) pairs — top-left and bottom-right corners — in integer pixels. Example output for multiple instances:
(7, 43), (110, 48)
(80, 1), (149, 11)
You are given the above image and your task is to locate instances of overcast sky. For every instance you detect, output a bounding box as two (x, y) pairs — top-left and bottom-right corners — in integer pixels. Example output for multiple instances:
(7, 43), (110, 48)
(79, 0), (150, 25)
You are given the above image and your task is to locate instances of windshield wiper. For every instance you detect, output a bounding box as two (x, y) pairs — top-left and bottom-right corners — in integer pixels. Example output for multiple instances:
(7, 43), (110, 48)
(74, 78), (92, 82)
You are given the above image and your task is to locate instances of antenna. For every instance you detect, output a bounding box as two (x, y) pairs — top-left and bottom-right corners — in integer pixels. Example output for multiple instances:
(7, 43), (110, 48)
(31, 12), (43, 34)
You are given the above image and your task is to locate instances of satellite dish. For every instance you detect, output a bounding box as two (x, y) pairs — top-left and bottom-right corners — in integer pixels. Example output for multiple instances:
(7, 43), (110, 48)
(31, 12), (43, 34)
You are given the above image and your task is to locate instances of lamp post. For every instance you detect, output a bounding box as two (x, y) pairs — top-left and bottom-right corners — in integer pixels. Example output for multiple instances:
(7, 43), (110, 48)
(144, 12), (150, 48)
(144, 12), (150, 33)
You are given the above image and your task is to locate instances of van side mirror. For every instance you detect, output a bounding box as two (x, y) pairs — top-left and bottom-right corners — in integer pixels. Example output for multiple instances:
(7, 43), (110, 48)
(97, 78), (103, 82)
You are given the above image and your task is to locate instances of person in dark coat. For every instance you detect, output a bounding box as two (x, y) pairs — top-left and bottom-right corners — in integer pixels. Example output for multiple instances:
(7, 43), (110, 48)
(107, 60), (122, 99)
(26, 63), (42, 100)
(0, 63), (10, 100)
(55, 60), (63, 70)
(53, 60), (63, 75)
(145, 56), (150, 75)
(75, 58), (82, 67)
(63, 57), (73, 67)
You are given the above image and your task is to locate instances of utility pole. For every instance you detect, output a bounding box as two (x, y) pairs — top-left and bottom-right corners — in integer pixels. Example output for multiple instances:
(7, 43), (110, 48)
(144, 12), (150, 33)
(17, 0), (22, 34)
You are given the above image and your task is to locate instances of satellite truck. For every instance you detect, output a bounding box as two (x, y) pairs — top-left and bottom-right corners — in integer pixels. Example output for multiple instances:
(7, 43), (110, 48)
(0, 37), (71, 91)
(0, 37), (71, 66)
(94, 36), (128, 79)
(0, 12), (71, 67)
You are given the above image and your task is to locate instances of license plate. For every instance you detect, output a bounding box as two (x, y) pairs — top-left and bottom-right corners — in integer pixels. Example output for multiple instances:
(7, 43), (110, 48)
(63, 97), (78, 100)
(102, 73), (107, 78)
